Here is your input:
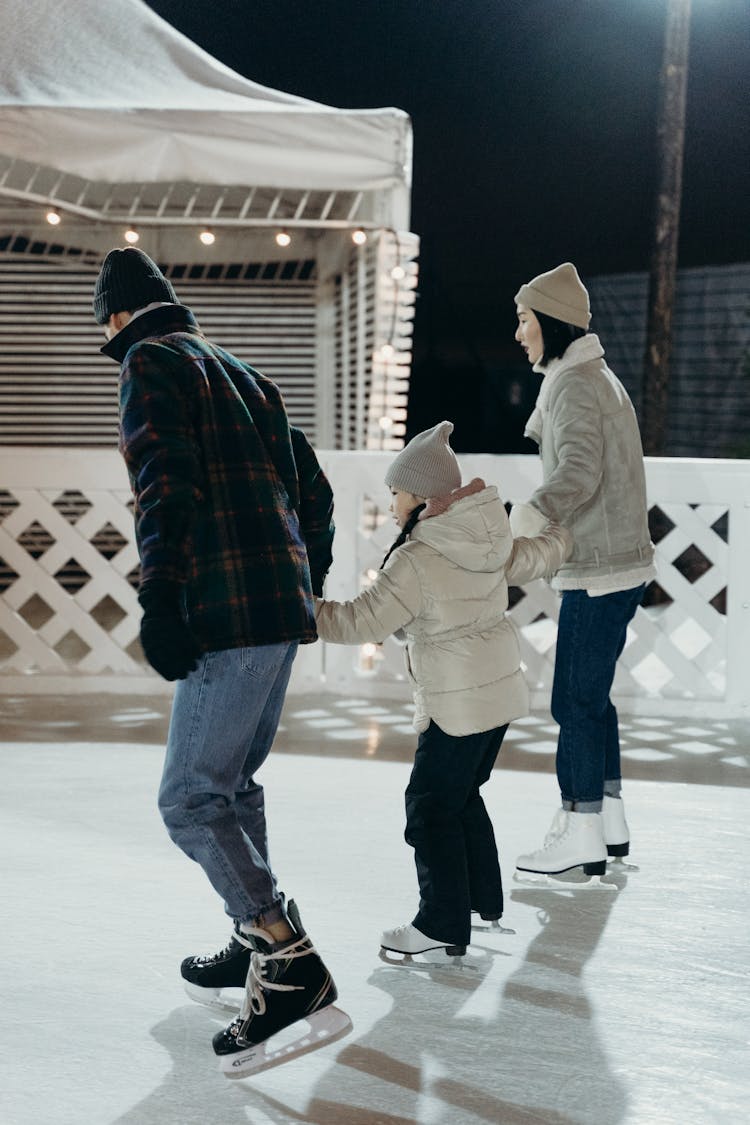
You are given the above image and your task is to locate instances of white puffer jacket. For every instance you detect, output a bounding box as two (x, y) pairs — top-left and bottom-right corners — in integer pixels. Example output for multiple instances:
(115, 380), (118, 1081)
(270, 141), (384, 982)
(314, 480), (571, 736)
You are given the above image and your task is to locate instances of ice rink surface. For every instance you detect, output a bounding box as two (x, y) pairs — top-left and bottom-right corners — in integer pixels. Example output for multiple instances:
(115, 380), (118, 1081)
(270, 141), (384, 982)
(1, 693), (748, 1125)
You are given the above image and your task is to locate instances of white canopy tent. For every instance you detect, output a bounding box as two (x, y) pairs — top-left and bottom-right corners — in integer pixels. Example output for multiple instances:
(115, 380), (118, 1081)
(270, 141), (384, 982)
(0, 0), (412, 227)
(0, 0), (418, 453)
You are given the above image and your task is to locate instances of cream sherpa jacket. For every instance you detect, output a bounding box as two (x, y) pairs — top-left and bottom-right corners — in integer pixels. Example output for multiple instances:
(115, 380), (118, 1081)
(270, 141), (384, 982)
(314, 480), (571, 736)
(512, 334), (654, 590)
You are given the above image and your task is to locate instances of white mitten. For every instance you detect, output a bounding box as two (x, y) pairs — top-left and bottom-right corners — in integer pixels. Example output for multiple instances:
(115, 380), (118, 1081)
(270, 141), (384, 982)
(509, 502), (548, 538)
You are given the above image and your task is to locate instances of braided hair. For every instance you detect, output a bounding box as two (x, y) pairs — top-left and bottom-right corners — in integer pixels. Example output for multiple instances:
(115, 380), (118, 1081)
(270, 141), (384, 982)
(380, 502), (426, 570)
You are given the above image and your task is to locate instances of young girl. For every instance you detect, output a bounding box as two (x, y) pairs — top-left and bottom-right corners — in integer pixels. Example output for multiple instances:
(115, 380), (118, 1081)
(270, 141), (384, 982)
(314, 421), (571, 957)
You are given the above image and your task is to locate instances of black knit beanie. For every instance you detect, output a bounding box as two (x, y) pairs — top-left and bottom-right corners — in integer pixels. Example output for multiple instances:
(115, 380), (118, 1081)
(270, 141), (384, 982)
(93, 248), (177, 325)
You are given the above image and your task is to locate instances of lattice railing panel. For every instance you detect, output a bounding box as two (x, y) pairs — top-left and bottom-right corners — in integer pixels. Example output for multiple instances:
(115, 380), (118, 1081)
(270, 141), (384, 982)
(0, 475), (142, 677)
(1, 450), (748, 717)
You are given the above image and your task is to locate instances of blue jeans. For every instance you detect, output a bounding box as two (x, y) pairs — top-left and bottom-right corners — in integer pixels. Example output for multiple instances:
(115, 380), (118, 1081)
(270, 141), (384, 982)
(551, 586), (644, 811)
(405, 721), (507, 947)
(158, 641), (297, 925)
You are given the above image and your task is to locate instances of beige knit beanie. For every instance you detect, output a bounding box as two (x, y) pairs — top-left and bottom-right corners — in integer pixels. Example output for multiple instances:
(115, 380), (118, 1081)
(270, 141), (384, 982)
(514, 262), (591, 329)
(384, 420), (462, 499)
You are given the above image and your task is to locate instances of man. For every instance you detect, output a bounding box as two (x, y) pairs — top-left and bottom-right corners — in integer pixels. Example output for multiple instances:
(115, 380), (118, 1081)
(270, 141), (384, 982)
(94, 247), (350, 1078)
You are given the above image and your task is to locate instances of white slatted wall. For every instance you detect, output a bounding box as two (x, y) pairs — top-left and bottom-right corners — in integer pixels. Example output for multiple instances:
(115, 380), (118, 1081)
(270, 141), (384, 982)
(0, 254), (318, 446)
(333, 242), (377, 450)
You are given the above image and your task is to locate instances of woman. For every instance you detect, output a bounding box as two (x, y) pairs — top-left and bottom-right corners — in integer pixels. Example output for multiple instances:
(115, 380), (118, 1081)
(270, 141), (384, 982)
(510, 262), (655, 879)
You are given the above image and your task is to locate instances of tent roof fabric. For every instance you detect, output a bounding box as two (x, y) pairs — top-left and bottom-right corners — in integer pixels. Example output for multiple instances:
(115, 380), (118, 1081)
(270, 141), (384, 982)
(0, 0), (412, 207)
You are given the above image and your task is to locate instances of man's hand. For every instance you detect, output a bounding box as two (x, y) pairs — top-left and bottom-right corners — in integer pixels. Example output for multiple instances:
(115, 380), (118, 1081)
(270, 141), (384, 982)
(138, 582), (200, 681)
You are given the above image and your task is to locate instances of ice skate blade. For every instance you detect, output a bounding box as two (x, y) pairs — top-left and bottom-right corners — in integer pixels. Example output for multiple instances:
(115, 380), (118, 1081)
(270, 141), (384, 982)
(220, 1005), (352, 1079)
(183, 980), (242, 1012)
(513, 869), (617, 891)
(378, 947), (466, 968)
(608, 856), (639, 872)
(471, 921), (516, 935)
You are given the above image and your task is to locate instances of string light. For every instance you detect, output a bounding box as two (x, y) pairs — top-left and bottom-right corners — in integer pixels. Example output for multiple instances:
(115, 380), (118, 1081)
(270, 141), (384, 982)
(351, 228), (367, 245)
(199, 229), (216, 246)
(390, 265), (406, 281)
(380, 343), (395, 359)
(275, 229), (291, 247)
(124, 228), (140, 244)
(45, 208), (61, 226)
(379, 416), (394, 431)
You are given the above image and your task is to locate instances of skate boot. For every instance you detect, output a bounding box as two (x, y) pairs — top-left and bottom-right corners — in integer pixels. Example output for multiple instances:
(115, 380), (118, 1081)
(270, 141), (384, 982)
(602, 795), (630, 857)
(514, 810), (614, 888)
(212, 900), (352, 1079)
(380, 922), (466, 962)
(181, 932), (251, 1011)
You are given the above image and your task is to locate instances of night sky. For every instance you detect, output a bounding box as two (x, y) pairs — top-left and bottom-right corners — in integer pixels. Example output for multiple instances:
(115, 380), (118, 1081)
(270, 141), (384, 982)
(144, 0), (750, 450)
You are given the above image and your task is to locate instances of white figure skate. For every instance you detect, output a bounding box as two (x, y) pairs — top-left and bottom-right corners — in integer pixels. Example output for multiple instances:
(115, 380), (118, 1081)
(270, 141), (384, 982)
(603, 795), (639, 870)
(379, 922), (466, 965)
(514, 810), (616, 890)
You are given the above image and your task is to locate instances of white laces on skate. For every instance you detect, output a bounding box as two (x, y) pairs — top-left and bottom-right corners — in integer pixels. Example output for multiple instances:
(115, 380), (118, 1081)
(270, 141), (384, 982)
(233, 928), (314, 1022)
(193, 936), (237, 966)
(542, 810), (569, 849)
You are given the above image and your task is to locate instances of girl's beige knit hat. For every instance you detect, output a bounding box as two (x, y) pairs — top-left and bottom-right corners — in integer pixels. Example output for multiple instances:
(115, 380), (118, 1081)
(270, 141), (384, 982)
(384, 420), (462, 499)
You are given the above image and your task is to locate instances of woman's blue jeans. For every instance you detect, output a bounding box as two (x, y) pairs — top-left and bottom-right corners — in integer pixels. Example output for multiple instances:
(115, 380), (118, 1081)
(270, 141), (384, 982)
(158, 641), (298, 925)
(551, 586), (644, 811)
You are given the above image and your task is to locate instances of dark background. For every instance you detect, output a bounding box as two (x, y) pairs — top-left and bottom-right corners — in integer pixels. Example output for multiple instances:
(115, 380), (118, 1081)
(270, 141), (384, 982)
(144, 0), (750, 451)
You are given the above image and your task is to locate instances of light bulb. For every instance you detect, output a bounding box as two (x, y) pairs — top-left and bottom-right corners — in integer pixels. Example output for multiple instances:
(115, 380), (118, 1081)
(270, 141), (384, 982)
(351, 228), (367, 245)
(275, 229), (291, 248)
(124, 228), (140, 244)
(45, 209), (61, 226)
(380, 343), (395, 359)
(379, 416), (393, 431)
(390, 265), (406, 281)
(199, 229), (215, 246)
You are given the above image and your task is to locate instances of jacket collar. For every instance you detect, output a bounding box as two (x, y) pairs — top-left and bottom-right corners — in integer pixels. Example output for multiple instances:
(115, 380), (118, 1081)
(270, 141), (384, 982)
(525, 334), (606, 443)
(100, 304), (201, 364)
(532, 332), (605, 377)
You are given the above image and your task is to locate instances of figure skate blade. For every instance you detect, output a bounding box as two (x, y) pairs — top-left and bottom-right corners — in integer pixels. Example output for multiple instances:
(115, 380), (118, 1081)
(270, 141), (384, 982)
(471, 919), (516, 935)
(513, 867), (617, 891)
(378, 947), (468, 969)
(220, 1004), (352, 1080)
(608, 855), (640, 872)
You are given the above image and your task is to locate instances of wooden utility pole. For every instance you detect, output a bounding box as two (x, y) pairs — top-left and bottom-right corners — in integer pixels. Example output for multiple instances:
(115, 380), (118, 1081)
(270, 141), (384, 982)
(641, 0), (691, 455)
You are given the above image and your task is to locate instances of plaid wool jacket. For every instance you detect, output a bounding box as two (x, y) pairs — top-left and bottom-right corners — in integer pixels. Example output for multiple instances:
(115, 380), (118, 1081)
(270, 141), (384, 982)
(102, 304), (334, 651)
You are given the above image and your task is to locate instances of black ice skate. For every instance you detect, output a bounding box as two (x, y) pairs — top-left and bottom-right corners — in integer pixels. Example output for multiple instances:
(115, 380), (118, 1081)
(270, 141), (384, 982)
(181, 932), (251, 1012)
(212, 901), (352, 1079)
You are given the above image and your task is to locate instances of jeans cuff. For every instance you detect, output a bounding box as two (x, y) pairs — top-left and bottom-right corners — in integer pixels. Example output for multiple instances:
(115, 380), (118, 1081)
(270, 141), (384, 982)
(237, 897), (287, 929)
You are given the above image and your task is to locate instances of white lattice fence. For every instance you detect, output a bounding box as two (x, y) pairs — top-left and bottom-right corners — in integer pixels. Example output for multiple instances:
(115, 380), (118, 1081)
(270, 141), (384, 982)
(0, 449), (748, 717)
(310, 453), (750, 720)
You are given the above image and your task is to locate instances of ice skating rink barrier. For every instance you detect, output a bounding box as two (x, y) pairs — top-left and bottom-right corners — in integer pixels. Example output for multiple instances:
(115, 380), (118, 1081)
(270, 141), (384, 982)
(0, 449), (748, 718)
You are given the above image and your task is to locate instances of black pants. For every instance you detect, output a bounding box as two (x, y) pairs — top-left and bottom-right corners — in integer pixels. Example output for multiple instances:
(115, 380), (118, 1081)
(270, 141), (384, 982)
(405, 720), (507, 947)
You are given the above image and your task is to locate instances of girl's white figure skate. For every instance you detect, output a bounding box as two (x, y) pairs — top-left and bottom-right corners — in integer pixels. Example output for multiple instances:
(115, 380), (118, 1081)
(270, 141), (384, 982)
(212, 902), (352, 1079)
(379, 922), (466, 965)
(514, 810), (617, 890)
